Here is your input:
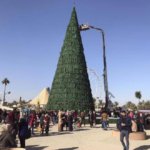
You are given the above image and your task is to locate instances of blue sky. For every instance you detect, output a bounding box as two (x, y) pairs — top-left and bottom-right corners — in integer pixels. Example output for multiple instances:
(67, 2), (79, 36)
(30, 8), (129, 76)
(0, 0), (150, 105)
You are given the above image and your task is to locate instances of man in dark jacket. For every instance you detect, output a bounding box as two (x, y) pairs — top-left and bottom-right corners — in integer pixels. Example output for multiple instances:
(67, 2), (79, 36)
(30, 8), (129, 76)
(18, 118), (29, 148)
(118, 111), (131, 150)
(67, 111), (73, 131)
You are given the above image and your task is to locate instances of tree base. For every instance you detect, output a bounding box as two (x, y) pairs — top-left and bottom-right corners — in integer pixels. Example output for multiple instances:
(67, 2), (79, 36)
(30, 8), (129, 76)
(112, 130), (147, 140)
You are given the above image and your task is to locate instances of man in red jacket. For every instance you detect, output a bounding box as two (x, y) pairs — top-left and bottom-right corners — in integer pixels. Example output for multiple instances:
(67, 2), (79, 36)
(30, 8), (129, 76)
(28, 111), (36, 135)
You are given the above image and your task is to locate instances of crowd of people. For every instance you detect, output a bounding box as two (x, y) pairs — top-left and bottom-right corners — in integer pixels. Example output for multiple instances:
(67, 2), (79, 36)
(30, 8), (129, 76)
(0, 107), (148, 149)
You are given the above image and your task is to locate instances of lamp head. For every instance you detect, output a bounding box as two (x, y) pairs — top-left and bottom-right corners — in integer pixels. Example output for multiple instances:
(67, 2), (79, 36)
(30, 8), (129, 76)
(79, 24), (90, 31)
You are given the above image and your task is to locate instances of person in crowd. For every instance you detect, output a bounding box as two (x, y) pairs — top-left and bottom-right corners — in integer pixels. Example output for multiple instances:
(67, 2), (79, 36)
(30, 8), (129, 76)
(6, 108), (17, 124)
(101, 111), (108, 130)
(136, 112), (144, 132)
(58, 110), (63, 132)
(67, 111), (73, 131)
(35, 113), (40, 128)
(131, 118), (137, 132)
(93, 111), (96, 126)
(0, 124), (17, 148)
(118, 111), (132, 150)
(44, 113), (50, 135)
(88, 110), (94, 128)
(128, 111), (134, 119)
(0, 109), (2, 123)
(53, 111), (58, 124)
(73, 110), (78, 123)
(80, 111), (86, 127)
(61, 111), (67, 131)
(6, 108), (19, 139)
(28, 111), (36, 135)
(18, 118), (29, 148)
(145, 114), (150, 129)
(2, 110), (7, 123)
(50, 111), (55, 125)
(40, 113), (45, 135)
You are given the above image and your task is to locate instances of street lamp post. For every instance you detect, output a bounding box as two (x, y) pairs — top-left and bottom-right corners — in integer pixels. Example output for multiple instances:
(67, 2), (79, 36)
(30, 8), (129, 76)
(79, 24), (109, 111)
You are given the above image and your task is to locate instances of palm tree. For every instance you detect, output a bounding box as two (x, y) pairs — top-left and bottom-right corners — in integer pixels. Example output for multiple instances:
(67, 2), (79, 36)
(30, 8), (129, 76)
(2, 78), (10, 105)
(135, 91), (142, 102)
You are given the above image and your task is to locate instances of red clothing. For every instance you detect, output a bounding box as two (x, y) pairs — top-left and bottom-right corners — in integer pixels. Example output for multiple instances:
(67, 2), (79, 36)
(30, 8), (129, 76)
(44, 115), (50, 125)
(7, 111), (15, 124)
(128, 112), (134, 119)
(28, 113), (36, 127)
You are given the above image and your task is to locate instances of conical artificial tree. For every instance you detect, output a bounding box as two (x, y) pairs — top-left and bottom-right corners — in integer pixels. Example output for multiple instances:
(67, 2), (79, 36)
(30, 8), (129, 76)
(46, 7), (94, 111)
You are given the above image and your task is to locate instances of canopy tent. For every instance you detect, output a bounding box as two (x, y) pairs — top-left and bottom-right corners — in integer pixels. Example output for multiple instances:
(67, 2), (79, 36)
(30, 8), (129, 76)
(29, 88), (50, 105)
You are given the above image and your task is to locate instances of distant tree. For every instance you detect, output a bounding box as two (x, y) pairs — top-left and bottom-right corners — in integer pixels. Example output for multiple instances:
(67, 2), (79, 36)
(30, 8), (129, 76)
(124, 101), (137, 111)
(137, 100), (145, 110)
(144, 100), (150, 109)
(2, 78), (10, 103)
(137, 100), (150, 110)
(135, 91), (142, 102)
(2, 78), (10, 86)
(12, 100), (17, 105)
(113, 101), (119, 108)
(21, 100), (27, 105)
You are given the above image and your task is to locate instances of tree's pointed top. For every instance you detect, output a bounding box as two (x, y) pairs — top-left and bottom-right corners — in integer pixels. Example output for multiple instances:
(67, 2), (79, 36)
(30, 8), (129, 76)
(70, 6), (77, 22)
(73, 6), (76, 11)
(65, 6), (79, 35)
(62, 6), (81, 47)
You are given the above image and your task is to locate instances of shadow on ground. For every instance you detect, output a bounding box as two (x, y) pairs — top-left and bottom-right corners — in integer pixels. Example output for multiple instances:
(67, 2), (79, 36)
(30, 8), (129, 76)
(50, 131), (73, 136)
(74, 128), (90, 132)
(146, 135), (150, 139)
(56, 147), (79, 150)
(134, 145), (150, 150)
(29, 131), (73, 137)
(92, 126), (100, 128)
(26, 145), (48, 150)
(107, 127), (117, 130)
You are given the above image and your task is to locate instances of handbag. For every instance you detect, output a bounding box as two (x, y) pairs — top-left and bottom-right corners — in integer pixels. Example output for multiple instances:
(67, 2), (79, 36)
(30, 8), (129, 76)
(25, 128), (31, 139)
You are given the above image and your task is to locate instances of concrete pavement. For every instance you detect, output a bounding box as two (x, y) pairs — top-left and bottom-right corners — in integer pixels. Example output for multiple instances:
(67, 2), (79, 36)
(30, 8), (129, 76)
(26, 124), (150, 150)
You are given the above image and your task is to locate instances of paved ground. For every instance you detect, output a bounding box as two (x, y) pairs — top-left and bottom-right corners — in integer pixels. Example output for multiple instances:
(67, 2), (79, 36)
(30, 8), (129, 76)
(26, 124), (150, 150)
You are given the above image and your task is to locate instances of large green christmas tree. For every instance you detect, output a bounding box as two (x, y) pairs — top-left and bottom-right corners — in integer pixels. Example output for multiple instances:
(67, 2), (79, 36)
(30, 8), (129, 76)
(46, 7), (93, 111)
